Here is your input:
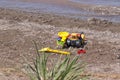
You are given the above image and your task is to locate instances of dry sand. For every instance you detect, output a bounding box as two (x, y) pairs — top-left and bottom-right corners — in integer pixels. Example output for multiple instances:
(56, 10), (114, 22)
(0, 7), (120, 80)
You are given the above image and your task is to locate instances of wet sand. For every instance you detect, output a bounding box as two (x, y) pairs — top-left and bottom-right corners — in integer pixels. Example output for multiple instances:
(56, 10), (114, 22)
(0, 7), (120, 80)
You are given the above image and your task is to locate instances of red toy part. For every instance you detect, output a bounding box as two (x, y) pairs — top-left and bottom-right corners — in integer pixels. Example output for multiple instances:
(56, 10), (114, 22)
(77, 49), (86, 54)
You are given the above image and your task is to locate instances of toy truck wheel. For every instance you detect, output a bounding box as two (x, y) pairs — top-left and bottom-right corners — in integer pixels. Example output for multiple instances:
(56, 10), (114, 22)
(66, 39), (71, 47)
(76, 40), (81, 48)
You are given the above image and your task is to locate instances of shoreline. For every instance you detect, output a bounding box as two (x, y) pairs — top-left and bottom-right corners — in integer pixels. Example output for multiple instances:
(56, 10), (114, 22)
(0, 7), (119, 32)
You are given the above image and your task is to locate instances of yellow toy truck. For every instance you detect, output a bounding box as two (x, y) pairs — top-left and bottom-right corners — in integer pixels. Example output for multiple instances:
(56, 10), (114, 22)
(57, 31), (86, 48)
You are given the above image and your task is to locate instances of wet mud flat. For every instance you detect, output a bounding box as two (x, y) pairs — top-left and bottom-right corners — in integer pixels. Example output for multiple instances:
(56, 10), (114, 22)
(0, 7), (120, 80)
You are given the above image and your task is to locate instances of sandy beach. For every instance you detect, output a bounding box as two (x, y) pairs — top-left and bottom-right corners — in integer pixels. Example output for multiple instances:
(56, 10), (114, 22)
(0, 0), (120, 80)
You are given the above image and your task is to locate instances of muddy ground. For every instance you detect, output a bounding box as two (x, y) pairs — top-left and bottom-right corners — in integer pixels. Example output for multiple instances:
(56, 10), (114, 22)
(0, 8), (120, 80)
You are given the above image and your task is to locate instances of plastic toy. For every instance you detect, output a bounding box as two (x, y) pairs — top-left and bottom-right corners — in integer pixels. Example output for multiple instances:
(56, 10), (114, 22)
(39, 47), (70, 55)
(77, 49), (86, 54)
(57, 32), (69, 46)
(57, 31), (86, 48)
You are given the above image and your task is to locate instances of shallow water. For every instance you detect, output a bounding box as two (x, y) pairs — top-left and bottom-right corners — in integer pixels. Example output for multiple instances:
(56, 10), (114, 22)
(0, 0), (92, 14)
(71, 0), (120, 7)
(0, 0), (120, 22)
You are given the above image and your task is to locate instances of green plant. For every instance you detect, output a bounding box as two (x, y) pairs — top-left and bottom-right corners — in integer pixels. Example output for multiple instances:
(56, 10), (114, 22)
(27, 42), (86, 80)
